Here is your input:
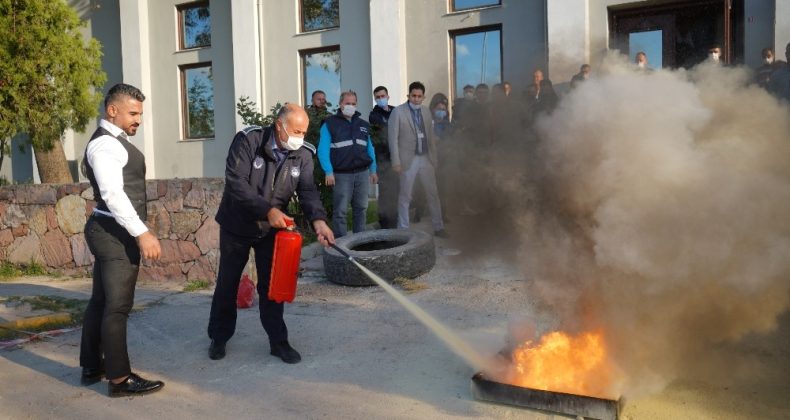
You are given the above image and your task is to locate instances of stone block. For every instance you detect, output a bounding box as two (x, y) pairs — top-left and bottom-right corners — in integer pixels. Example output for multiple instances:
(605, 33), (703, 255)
(85, 200), (96, 216)
(0, 202), (7, 229)
(17, 185), (57, 204)
(7, 234), (43, 264)
(157, 181), (167, 198)
(80, 186), (95, 201)
(158, 239), (201, 265)
(0, 229), (13, 247)
(145, 181), (158, 202)
(3, 204), (26, 228)
(181, 180), (192, 195)
(139, 264), (185, 283)
(41, 229), (72, 267)
(70, 233), (94, 266)
(146, 201), (171, 239)
(46, 207), (59, 230)
(56, 195), (87, 235)
(171, 211), (202, 239)
(28, 207), (49, 236)
(163, 180), (184, 212)
(195, 217), (219, 254)
(11, 224), (28, 237)
(183, 187), (205, 208)
(188, 256), (216, 282)
(56, 184), (82, 199)
(0, 187), (14, 202)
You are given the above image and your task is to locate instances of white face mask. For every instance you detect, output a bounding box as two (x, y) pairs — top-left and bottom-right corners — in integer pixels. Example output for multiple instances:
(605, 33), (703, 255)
(464, 92), (474, 100)
(342, 104), (357, 117)
(765, 57), (774, 65)
(637, 61), (646, 68)
(709, 52), (720, 61)
(375, 98), (388, 108)
(408, 102), (421, 110)
(279, 121), (304, 151)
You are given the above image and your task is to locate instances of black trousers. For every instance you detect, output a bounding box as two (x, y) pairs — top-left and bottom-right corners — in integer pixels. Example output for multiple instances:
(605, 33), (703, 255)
(80, 216), (140, 380)
(377, 164), (399, 229)
(207, 228), (287, 346)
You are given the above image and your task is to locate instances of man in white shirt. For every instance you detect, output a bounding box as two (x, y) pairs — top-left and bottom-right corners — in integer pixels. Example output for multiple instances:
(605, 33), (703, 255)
(80, 83), (164, 397)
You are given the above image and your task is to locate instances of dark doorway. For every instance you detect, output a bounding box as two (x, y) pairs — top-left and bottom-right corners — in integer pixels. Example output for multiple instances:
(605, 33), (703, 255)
(609, 0), (744, 69)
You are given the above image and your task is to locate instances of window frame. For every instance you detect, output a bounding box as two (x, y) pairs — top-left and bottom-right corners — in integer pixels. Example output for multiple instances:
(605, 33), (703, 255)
(449, 24), (504, 101)
(299, 0), (340, 33)
(177, 0), (211, 51)
(450, 0), (501, 13)
(299, 45), (342, 107)
(179, 62), (215, 141)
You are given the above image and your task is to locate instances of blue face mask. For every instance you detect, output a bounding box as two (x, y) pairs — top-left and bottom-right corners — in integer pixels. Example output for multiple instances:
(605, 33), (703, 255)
(375, 98), (388, 108)
(434, 110), (447, 120)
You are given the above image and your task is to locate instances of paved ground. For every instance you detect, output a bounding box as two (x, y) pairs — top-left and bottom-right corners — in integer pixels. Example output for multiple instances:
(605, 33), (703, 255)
(1, 225), (789, 419)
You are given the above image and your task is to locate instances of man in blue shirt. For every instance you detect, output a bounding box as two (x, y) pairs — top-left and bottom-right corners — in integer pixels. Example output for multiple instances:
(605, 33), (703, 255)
(318, 91), (378, 237)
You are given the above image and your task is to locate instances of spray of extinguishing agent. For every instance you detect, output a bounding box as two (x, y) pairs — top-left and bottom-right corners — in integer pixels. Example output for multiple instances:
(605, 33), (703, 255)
(329, 243), (491, 372)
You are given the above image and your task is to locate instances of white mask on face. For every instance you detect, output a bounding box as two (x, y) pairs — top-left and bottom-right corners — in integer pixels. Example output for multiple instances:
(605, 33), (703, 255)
(408, 102), (421, 110)
(464, 92), (474, 100)
(765, 57), (774, 65)
(637, 61), (646, 68)
(375, 98), (388, 108)
(342, 104), (357, 117)
(709, 52), (720, 62)
(279, 121), (304, 151)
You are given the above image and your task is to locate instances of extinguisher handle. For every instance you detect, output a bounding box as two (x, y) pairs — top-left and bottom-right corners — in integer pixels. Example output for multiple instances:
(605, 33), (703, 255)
(285, 218), (295, 230)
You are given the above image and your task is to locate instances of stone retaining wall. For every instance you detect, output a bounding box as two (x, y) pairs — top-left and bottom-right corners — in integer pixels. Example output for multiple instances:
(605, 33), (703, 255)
(0, 179), (224, 283)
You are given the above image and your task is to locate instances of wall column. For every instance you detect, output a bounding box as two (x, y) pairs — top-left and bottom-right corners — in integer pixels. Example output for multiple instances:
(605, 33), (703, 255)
(369, 0), (407, 102)
(546, 0), (590, 91)
(231, 0), (262, 131)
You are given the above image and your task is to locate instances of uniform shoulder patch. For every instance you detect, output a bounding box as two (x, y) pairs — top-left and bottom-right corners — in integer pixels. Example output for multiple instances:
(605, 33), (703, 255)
(301, 142), (317, 155)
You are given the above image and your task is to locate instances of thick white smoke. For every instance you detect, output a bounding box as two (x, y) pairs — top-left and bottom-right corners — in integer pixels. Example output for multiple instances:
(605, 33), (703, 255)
(514, 53), (790, 397)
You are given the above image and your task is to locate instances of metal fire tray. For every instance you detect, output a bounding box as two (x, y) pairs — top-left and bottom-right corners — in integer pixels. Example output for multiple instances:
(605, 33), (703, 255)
(471, 372), (619, 420)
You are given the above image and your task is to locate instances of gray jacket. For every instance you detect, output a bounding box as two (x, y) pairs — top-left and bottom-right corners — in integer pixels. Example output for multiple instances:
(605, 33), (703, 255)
(387, 102), (438, 170)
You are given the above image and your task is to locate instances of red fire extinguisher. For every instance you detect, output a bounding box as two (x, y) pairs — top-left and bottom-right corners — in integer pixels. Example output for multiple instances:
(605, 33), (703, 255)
(268, 219), (302, 303)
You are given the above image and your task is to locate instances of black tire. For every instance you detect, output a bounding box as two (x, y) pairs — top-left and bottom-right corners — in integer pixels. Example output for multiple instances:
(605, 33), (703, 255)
(323, 229), (436, 286)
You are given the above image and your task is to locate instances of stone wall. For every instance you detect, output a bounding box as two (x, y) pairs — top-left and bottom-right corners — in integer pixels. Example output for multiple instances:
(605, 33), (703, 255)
(0, 179), (224, 283)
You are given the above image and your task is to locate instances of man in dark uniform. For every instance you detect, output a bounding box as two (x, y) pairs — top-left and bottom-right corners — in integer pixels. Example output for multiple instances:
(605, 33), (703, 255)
(369, 85), (398, 229)
(80, 83), (165, 397)
(207, 103), (335, 364)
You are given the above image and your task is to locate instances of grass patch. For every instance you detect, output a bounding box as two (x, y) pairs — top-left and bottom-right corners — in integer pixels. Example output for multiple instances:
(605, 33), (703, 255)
(0, 261), (48, 281)
(183, 279), (212, 292)
(391, 277), (429, 294)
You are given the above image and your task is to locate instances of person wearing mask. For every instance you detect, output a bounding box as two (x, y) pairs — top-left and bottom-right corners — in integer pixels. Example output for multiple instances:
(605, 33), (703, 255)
(451, 84), (475, 124)
(570, 64), (591, 89)
(208, 104), (335, 364)
(634, 51), (653, 71)
(503, 81), (513, 97)
(429, 93), (453, 222)
(80, 83), (164, 397)
(755, 47), (779, 89)
(318, 91), (378, 237)
(368, 86), (398, 229)
(388, 81), (446, 237)
(708, 45), (723, 65)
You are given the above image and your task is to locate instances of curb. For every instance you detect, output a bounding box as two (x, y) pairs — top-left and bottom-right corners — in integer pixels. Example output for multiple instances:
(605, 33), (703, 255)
(0, 313), (73, 336)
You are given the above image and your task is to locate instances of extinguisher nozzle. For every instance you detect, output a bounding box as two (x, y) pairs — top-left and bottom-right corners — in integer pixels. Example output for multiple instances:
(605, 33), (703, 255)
(330, 243), (353, 260)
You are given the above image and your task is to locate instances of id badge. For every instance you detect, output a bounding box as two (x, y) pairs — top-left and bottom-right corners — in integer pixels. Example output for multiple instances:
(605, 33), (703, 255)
(417, 133), (425, 139)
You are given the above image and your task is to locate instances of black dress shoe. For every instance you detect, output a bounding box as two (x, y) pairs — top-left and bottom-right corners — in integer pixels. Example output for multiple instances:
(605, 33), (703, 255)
(434, 229), (449, 238)
(108, 373), (164, 398)
(208, 339), (226, 360)
(270, 340), (301, 364)
(81, 366), (105, 386)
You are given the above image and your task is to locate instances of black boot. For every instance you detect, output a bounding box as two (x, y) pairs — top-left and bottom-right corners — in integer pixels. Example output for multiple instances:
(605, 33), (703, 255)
(270, 340), (301, 364)
(208, 339), (226, 360)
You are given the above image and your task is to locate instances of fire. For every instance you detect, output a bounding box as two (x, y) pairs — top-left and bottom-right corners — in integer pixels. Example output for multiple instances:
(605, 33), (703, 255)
(506, 330), (617, 399)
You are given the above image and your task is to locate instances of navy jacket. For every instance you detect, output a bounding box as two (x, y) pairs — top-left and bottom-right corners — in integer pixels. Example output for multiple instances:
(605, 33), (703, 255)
(319, 111), (374, 174)
(215, 125), (327, 237)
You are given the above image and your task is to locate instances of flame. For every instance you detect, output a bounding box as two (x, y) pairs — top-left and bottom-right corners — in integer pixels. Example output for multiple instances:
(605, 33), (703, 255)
(506, 330), (618, 399)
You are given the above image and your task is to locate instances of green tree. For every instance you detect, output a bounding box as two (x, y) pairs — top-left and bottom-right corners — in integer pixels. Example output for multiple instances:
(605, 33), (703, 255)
(0, 0), (106, 183)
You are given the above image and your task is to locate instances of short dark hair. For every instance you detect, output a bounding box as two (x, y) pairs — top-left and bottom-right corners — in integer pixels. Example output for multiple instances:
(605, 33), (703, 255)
(311, 90), (325, 99)
(373, 86), (388, 95)
(408, 81), (425, 94)
(105, 83), (145, 109)
(429, 92), (448, 111)
(475, 83), (489, 90)
(463, 84), (474, 91)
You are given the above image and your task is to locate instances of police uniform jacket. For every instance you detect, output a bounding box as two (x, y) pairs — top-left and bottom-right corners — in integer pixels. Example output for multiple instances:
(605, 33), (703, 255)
(215, 125), (327, 238)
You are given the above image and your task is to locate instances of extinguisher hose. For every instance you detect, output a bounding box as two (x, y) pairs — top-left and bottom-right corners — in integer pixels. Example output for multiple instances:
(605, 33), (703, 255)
(330, 243), (353, 261)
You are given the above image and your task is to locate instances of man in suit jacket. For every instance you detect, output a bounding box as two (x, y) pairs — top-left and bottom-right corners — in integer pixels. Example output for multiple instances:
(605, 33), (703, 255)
(387, 81), (446, 237)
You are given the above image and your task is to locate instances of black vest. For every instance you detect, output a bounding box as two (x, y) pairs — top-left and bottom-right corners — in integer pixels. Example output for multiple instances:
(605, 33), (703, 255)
(324, 112), (373, 173)
(84, 126), (147, 221)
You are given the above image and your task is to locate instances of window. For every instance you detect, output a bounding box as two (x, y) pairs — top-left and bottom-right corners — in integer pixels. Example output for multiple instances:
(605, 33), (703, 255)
(451, 0), (500, 12)
(301, 47), (341, 107)
(300, 0), (339, 32)
(178, 1), (211, 50)
(180, 63), (214, 139)
(451, 26), (502, 99)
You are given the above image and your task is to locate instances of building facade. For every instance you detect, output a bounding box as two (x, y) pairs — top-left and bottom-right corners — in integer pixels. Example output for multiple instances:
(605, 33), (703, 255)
(3, 0), (787, 183)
